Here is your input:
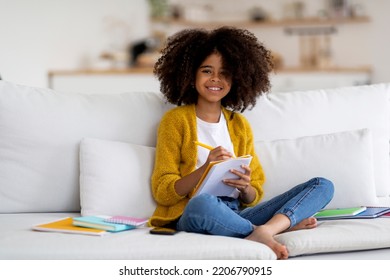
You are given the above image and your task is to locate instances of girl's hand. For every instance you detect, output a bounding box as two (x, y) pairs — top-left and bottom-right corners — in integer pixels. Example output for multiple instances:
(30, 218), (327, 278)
(223, 165), (255, 204)
(205, 146), (234, 164)
(223, 164), (251, 192)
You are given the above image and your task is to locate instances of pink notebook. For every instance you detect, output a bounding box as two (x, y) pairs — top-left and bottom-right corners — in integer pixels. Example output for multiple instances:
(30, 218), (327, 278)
(104, 216), (149, 226)
(380, 212), (390, 218)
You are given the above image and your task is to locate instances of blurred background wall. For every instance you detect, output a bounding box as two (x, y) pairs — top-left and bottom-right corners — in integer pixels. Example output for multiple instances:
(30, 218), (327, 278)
(0, 0), (150, 87)
(0, 0), (388, 89)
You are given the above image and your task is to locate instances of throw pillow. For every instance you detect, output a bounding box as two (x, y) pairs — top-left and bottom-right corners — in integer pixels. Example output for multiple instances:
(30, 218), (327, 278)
(254, 129), (377, 209)
(79, 138), (156, 218)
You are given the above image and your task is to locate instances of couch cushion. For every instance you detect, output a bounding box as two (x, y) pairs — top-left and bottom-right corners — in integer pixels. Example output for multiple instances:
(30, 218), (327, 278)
(245, 84), (390, 198)
(79, 138), (156, 218)
(255, 129), (377, 209)
(276, 218), (390, 257)
(0, 81), (171, 213)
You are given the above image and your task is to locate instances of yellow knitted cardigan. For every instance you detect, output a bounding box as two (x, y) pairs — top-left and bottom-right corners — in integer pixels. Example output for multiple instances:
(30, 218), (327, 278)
(149, 104), (265, 227)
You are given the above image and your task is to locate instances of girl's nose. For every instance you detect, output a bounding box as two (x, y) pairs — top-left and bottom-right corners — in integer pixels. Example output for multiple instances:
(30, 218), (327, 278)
(210, 74), (221, 82)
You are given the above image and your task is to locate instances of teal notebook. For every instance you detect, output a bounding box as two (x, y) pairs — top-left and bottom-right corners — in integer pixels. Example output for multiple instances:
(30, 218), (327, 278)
(73, 216), (135, 232)
(314, 206), (367, 220)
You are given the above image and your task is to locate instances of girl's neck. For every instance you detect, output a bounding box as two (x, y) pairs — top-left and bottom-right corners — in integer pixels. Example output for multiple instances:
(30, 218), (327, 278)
(195, 103), (222, 123)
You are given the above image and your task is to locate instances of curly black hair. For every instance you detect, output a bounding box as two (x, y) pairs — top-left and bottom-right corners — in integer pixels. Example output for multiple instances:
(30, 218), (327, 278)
(153, 26), (274, 112)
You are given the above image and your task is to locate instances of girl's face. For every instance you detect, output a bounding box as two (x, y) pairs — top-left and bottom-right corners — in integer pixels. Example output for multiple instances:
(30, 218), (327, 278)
(195, 52), (232, 106)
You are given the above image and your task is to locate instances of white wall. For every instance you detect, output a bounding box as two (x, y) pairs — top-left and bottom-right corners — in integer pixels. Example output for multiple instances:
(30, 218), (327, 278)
(0, 0), (150, 87)
(0, 0), (388, 88)
(366, 0), (390, 83)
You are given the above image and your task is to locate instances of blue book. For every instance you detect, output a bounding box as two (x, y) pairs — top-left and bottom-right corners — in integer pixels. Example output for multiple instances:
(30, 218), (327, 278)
(353, 207), (390, 218)
(73, 216), (135, 232)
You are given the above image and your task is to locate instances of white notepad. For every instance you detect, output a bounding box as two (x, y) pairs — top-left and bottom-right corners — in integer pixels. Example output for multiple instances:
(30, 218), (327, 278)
(194, 155), (252, 198)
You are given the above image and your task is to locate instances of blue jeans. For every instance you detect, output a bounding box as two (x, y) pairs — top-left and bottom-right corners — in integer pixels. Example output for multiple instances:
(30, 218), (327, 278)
(176, 177), (334, 238)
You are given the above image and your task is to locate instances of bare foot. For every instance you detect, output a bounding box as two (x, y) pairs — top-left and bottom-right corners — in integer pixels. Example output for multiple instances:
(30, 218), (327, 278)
(288, 217), (317, 232)
(245, 225), (289, 259)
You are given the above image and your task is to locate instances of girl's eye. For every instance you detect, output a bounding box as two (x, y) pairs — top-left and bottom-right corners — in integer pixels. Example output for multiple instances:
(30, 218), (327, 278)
(201, 69), (212, 74)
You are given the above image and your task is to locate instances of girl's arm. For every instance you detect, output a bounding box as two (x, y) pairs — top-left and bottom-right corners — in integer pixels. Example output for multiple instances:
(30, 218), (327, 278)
(174, 165), (206, 196)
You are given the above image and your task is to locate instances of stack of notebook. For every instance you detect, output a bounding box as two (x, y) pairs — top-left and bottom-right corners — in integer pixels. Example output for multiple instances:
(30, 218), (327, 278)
(32, 216), (149, 236)
(314, 206), (390, 220)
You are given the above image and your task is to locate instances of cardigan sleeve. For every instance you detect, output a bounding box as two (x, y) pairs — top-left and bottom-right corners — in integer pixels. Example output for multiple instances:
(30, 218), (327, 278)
(245, 117), (265, 207)
(243, 137), (265, 207)
(151, 110), (187, 206)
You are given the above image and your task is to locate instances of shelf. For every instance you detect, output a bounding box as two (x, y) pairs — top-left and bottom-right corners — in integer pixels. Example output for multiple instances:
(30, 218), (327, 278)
(49, 66), (371, 77)
(152, 16), (370, 28)
(275, 66), (372, 73)
(48, 67), (154, 77)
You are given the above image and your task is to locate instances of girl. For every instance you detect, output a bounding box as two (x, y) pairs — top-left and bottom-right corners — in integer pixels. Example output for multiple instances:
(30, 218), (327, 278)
(149, 26), (334, 259)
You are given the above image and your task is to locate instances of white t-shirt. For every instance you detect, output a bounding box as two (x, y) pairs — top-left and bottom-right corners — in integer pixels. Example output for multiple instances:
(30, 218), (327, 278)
(196, 112), (235, 169)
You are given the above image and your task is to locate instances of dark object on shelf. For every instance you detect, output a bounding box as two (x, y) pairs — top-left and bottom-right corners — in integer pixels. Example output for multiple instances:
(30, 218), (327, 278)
(328, 0), (350, 18)
(130, 41), (148, 65)
(249, 7), (268, 22)
(130, 37), (160, 66)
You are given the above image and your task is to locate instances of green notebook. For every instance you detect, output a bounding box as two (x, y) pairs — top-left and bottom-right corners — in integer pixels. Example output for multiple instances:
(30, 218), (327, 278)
(314, 206), (367, 220)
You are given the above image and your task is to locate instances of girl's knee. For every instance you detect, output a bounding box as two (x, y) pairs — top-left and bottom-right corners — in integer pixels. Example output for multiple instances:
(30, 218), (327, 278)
(186, 193), (219, 214)
(316, 177), (335, 201)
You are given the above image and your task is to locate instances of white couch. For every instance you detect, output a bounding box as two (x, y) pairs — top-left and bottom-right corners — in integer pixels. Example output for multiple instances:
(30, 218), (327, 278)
(1, 80), (390, 260)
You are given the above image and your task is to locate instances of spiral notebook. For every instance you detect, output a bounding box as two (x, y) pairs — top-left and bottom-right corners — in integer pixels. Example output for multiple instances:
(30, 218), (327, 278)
(73, 216), (135, 232)
(104, 216), (149, 227)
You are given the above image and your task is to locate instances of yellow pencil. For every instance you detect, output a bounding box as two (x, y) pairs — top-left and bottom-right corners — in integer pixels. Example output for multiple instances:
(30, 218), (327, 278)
(194, 141), (214, 151)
